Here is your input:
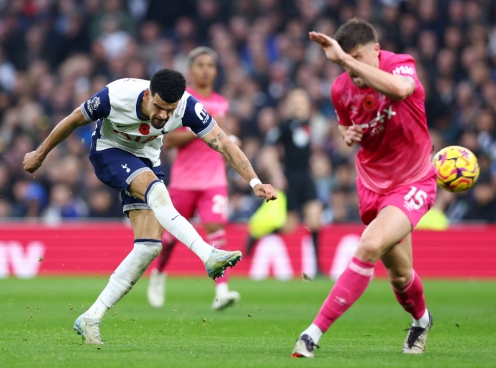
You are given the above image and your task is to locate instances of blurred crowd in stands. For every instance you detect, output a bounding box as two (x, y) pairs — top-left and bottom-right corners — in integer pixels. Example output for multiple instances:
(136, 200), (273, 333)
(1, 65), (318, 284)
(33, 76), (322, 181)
(0, 0), (495, 224)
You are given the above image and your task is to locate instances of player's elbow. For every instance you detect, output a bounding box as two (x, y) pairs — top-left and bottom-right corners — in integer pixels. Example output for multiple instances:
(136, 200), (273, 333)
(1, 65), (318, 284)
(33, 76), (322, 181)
(392, 83), (414, 101)
(72, 107), (91, 126)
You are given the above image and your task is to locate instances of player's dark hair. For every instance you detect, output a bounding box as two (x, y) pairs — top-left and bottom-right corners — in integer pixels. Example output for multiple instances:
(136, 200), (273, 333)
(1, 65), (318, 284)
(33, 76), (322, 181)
(149, 69), (186, 103)
(188, 46), (218, 66)
(334, 18), (378, 53)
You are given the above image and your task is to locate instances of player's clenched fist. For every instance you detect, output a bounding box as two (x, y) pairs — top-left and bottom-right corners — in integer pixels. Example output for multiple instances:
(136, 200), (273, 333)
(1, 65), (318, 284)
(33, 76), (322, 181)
(23, 151), (44, 173)
(344, 125), (363, 146)
(253, 183), (278, 202)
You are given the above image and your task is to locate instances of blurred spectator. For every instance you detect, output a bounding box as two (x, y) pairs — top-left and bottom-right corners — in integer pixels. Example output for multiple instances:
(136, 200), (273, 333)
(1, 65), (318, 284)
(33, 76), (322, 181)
(87, 187), (122, 217)
(0, 0), (494, 224)
(462, 173), (496, 223)
(42, 183), (88, 223)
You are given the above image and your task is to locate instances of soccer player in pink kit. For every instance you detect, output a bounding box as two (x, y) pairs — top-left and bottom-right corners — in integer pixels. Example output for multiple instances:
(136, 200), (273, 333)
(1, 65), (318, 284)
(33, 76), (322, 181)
(147, 47), (239, 310)
(292, 18), (436, 358)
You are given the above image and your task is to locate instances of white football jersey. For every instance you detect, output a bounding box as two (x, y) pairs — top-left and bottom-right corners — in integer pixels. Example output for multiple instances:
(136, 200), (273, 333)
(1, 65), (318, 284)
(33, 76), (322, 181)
(81, 78), (215, 166)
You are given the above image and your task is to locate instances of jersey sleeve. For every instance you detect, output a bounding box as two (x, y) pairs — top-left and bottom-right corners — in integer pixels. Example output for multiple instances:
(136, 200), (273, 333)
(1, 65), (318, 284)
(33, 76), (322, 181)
(331, 83), (352, 126)
(80, 87), (111, 122)
(182, 95), (216, 138)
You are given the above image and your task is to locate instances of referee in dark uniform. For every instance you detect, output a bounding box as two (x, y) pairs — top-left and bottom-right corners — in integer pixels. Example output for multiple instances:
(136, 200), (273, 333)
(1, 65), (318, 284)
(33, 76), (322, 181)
(263, 88), (323, 275)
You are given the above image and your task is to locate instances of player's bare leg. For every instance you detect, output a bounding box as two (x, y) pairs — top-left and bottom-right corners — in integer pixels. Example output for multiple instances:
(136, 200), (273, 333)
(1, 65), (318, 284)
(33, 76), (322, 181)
(292, 206), (412, 358)
(129, 171), (242, 280)
(205, 223), (241, 310)
(381, 234), (433, 354)
(75, 210), (163, 344)
(303, 200), (323, 275)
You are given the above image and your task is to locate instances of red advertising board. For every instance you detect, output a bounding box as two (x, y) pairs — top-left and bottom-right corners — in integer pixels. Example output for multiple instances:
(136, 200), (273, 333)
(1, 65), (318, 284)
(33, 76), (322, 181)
(0, 222), (495, 279)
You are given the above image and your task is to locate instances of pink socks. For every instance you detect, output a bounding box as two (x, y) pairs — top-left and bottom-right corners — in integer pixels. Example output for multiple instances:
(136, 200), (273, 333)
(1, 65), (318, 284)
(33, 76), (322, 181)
(314, 257), (375, 332)
(391, 270), (426, 320)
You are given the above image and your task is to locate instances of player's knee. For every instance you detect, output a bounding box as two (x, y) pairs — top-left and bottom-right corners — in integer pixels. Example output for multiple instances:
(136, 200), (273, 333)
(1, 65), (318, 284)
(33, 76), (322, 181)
(389, 271), (413, 290)
(146, 181), (172, 208)
(356, 236), (383, 261)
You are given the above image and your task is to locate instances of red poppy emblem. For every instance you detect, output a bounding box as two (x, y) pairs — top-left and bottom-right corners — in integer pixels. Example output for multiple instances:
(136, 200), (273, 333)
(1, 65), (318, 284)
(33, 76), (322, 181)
(139, 123), (150, 135)
(363, 95), (376, 111)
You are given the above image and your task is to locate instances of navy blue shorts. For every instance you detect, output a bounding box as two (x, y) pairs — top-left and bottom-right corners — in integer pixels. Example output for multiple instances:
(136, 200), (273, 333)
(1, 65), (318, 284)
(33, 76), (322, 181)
(89, 148), (164, 213)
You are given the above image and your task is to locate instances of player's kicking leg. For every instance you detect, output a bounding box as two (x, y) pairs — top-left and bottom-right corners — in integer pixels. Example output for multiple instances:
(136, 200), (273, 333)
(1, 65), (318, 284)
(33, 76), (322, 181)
(291, 206), (414, 358)
(131, 172), (242, 280)
(147, 229), (241, 310)
(381, 234), (433, 354)
(148, 229), (240, 309)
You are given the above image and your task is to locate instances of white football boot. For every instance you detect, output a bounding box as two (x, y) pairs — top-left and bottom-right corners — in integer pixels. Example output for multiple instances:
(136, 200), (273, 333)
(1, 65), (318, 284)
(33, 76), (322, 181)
(402, 311), (433, 354)
(74, 314), (103, 345)
(212, 290), (241, 310)
(204, 249), (242, 280)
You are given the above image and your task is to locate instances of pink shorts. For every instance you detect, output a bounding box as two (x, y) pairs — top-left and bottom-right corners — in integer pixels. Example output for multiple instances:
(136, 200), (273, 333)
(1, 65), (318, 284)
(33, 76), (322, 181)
(168, 186), (228, 224)
(357, 167), (437, 227)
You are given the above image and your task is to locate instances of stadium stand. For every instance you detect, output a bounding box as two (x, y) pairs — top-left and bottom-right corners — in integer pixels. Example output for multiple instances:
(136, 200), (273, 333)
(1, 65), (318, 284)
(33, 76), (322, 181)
(0, 0), (495, 223)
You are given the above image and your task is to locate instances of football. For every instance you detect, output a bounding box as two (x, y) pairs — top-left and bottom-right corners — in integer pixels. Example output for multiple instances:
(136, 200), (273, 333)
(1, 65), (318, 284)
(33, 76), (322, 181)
(433, 146), (480, 192)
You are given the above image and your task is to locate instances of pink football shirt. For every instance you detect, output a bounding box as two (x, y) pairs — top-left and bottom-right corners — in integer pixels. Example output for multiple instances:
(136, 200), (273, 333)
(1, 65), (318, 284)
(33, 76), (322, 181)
(332, 50), (433, 194)
(168, 87), (229, 190)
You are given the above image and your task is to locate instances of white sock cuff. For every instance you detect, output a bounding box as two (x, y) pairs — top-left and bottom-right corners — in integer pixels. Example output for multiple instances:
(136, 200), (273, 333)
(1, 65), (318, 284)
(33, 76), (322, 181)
(134, 239), (162, 247)
(301, 323), (323, 344)
(145, 180), (167, 204)
(413, 308), (430, 328)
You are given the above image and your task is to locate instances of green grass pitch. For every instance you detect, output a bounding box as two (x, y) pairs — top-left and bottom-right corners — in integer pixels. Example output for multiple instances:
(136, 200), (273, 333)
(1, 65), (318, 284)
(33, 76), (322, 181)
(1, 277), (495, 368)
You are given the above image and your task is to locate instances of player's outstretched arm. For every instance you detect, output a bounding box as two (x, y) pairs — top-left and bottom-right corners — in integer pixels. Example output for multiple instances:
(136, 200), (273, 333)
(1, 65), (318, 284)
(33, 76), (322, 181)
(163, 128), (197, 149)
(164, 115), (227, 149)
(309, 32), (415, 100)
(201, 123), (277, 202)
(23, 107), (89, 173)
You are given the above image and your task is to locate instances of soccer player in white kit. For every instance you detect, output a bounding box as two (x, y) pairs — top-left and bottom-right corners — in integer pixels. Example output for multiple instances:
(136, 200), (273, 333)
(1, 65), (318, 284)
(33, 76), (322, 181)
(147, 47), (240, 310)
(23, 69), (277, 344)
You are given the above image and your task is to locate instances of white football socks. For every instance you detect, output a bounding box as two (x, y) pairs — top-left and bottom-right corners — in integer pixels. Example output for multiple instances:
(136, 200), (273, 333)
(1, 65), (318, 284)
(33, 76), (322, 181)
(84, 298), (108, 320)
(146, 181), (213, 264)
(85, 240), (162, 320)
(412, 308), (430, 328)
(216, 282), (229, 296)
(301, 323), (323, 344)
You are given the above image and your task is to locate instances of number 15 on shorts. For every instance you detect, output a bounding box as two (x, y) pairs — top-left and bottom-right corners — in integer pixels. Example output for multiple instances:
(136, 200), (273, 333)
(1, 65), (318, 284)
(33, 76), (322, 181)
(404, 186), (427, 211)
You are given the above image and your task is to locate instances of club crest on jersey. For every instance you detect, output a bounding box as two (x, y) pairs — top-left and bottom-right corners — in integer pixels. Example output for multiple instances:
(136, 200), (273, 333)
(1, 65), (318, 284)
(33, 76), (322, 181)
(88, 96), (101, 111)
(363, 95), (376, 111)
(194, 102), (210, 124)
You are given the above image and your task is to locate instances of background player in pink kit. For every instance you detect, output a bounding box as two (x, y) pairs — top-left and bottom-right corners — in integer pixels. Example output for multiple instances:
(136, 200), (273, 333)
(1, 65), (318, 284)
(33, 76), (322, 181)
(147, 47), (239, 310)
(292, 18), (437, 358)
